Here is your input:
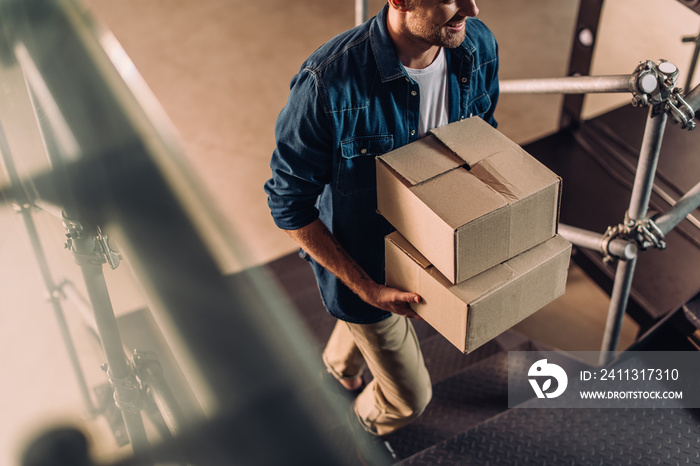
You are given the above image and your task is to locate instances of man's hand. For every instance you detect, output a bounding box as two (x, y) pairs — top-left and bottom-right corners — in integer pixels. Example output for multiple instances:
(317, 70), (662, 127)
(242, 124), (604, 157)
(285, 220), (424, 320)
(366, 284), (424, 320)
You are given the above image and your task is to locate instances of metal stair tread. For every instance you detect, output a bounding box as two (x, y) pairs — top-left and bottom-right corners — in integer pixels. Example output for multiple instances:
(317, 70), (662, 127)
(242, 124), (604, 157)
(385, 344), (534, 461)
(398, 406), (700, 465)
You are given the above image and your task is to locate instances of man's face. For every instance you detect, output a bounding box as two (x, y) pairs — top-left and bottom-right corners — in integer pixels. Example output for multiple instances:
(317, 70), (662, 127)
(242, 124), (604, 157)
(405, 0), (479, 49)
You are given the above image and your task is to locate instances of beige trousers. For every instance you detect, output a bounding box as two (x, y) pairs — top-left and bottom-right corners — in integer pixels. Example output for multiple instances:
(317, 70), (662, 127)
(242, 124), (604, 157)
(322, 314), (432, 436)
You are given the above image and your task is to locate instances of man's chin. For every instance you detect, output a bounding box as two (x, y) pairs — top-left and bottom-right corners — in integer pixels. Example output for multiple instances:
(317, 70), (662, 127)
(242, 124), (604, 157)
(439, 30), (466, 48)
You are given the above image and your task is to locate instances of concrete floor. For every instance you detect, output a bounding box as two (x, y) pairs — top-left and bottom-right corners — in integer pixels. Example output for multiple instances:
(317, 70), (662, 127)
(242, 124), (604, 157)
(1, 0), (699, 464)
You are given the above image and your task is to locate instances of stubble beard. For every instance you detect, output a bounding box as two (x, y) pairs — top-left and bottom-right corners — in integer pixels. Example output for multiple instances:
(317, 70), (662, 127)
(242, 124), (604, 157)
(407, 14), (466, 49)
(436, 26), (466, 48)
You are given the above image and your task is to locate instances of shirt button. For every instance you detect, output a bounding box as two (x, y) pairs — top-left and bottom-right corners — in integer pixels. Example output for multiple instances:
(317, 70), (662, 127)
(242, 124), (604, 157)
(461, 77), (468, 83)
(360, 148), (367, 154)
(411, 90), (417, 96)
(410, 130), (416, 136)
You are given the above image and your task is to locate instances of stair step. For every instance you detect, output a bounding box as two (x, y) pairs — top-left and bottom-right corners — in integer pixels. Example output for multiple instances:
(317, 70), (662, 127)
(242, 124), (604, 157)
(400, 347), (700, 465)
(420, 334), (502, 386)
(385, 343), (534, 461)
(399, 406), (700, 465)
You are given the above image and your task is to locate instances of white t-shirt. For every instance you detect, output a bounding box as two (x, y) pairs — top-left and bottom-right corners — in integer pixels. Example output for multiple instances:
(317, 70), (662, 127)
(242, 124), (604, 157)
(405, 48), (449, 138)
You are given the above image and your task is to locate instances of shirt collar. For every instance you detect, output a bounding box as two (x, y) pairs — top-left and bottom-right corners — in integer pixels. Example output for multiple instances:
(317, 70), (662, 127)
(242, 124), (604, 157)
(460, 18), (478, 56)
(370, 5), (476, 83)
(370, 5), (407, 82)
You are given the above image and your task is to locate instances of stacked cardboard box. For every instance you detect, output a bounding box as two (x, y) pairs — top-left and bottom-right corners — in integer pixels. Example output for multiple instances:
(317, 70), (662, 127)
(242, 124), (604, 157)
(377, 118), (572, 354)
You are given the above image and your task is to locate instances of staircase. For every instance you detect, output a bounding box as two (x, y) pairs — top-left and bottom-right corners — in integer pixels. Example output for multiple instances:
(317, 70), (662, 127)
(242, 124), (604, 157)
(265, 250), (700, 465)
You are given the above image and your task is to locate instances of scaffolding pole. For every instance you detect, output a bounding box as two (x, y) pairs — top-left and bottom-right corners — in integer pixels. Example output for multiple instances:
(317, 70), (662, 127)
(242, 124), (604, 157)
(500, 75), (634, 95)
(558, 223), (638, 261)
(599, 109), (668, 363)
(355, 0), (368, 26)
(655, 180), (700, 236)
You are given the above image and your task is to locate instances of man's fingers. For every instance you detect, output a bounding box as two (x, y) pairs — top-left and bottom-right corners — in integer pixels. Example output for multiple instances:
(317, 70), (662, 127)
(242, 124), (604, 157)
(375, 286), (423, 319)
(383, 287), (421, 304)
(399, 291), (421, 304)
(391, 292), (424, 320)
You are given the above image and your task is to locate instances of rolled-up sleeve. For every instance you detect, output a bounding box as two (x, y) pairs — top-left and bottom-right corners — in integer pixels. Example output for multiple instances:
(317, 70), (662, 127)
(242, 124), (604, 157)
(264, 69), (333, 230)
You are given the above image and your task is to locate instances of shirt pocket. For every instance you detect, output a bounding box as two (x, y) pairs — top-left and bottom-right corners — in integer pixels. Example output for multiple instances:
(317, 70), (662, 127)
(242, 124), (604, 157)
(467, 92), (492, 119)
(336, 134), (394, 195)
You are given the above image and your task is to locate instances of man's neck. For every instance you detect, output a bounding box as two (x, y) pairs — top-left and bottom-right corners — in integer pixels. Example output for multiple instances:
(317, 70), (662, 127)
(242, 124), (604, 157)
(386, 9), (441, 69)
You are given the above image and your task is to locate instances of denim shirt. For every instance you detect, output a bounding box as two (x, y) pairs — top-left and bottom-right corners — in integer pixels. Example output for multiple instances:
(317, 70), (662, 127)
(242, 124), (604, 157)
(265, 5), (499, 324)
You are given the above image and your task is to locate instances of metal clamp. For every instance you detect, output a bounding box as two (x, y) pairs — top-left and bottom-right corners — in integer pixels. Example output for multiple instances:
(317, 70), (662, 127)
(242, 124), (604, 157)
(62, 213), (121, 269)
(630, 59), (696, 130)
(96, 226), (120, 270)
(133, 350), (162, 376)
(634, 214), (667, 251)
(666, 91), (696, 130)
(102, 363), (143, 413)
(600, 224), (623, 263)
(600, 212), (666, 263)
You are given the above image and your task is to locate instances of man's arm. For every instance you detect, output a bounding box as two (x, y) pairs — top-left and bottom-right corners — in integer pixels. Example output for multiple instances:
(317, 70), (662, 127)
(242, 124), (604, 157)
(286, 219), (423, 320)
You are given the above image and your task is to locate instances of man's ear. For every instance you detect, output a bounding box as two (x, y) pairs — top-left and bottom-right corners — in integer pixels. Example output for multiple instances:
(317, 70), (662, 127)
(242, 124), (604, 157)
(388, 0), (412, 12)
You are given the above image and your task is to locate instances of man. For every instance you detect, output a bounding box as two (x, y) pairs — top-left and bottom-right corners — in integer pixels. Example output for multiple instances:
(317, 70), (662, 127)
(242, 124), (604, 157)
(264, 0), (498, 437)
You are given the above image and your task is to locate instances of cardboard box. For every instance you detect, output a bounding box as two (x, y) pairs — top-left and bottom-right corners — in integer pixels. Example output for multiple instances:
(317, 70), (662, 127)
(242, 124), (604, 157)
(385, 231), (571, 354)
(377, 117), (561, 284)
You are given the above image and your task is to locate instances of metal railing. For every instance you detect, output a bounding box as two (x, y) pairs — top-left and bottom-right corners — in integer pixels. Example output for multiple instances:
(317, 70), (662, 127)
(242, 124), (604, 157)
(501, 59), (700, 365)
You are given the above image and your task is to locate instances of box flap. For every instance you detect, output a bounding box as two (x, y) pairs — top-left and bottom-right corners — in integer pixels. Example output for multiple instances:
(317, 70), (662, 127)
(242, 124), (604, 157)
(470, 147), (560, 201)
(469, 156), (519, 202)
(378, 160), (461, 282)
(378, 135), (463, 186)
(385, 231), (432, 269)
(450, 262), (516, 303)
(430, 117), (514, 168)
(410, 169), (507, 230)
